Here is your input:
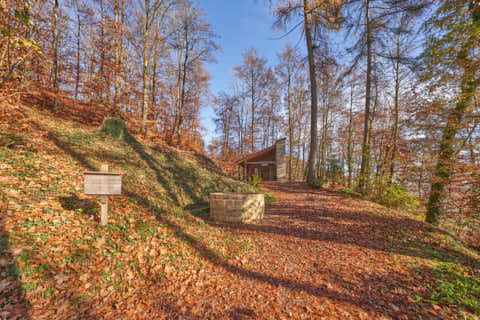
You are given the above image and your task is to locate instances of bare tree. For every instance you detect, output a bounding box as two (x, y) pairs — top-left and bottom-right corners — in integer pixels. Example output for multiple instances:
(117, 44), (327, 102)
(169, 0), (218, 145)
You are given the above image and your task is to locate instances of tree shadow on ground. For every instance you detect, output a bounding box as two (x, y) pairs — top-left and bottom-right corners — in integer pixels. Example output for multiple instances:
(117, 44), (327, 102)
(0, 197), (31, 319)
(124, 132), (204, 206)
(94, 149), (146, 170)
(28, 126), (200, 318)
(46, 131), (97, 171)
(43, 126), (202, 208)
(212, 183), (480, 270)
(229, 307), (258, 320)
(59, 193), (99, 221)
(125, 189), (445, 319)
(183, 203), (210, 221)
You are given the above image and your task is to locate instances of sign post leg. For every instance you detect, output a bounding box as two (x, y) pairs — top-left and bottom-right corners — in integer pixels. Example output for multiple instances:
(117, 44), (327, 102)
(100, 196), (108, 226)
(100, 164), (109, 226)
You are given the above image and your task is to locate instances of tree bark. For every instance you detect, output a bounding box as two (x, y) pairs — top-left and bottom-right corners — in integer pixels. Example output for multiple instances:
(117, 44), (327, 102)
(114, 0), (124, 110)
(141, 0), (150, 133)
(426, 67), (478, 224)
(358, 0), (372, 193)
(52, 0), (59, 110)
(75, 7), (81, 101)
(251, 69), (256, 152)
(347, 85), (354, 188)
(389, 38), (401, 184)
(287, 69), (293, 180)
(176, 32), (189, 145)
(304, 0), (319, 183)
(99, 0), (105, 101)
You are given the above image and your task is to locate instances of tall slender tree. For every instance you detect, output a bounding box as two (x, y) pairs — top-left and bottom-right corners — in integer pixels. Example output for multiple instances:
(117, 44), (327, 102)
(424, 0), (480, 224)
(273, 0), (342, 183)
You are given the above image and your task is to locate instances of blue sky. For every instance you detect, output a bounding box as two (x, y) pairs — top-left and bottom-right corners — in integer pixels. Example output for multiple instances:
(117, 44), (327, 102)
(197, 0), (302, 146)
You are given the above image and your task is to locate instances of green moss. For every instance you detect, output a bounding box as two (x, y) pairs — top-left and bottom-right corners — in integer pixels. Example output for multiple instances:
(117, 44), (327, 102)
(101, 118), (126, 139)
(341, 187), (361, 198)
(306, 178), (323, 189)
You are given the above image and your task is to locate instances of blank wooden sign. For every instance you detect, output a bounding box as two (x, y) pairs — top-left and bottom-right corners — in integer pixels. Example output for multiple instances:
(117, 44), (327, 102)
(84, 171), (122, 195)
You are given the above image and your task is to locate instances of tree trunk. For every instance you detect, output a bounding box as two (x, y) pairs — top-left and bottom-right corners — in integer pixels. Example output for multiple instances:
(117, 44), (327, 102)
(304, 0), (319, 183)
(75, 7), (81, 101)
(319, 92), (329, 181)
(358, 0), (372, 193)
(176, 38), (189, 145)
(99, 0), (105, 101)
(52, 0), (59, 110)
(389, 39), (401, 185)
(114, 0), (124, 110)
(426, 66), (478, 225)
(347, 85), (354, 188)
(287, 71), (293, 180)
(251, 71), (256, 152)
(141, 0), (150, 133)
(119, 0), (125, 110)
(426, 1), (479, 224)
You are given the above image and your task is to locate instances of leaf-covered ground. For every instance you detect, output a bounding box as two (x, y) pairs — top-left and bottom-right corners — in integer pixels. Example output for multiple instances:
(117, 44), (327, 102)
(1, 103), (479, 319)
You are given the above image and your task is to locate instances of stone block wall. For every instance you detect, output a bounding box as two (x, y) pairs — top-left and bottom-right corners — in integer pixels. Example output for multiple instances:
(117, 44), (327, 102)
(210, 193), (264, 223)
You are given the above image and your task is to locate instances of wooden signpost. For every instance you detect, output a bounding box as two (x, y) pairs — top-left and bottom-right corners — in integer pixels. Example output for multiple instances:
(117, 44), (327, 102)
(84, 164), (122, 226)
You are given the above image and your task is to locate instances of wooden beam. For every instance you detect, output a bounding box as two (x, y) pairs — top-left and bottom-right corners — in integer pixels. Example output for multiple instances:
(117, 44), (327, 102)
(100, 164), (109, 226)
(245, 161), (275, 165)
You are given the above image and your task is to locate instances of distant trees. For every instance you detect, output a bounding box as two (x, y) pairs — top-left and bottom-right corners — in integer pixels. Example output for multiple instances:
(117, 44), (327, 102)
(169, 0), (219, 145)
(234, 48), (274, 152)
(214, 48), (281, 159)
(214, 91), (238, 158)
(2, 0), (480, 231)
(0, 0), (219, 150)
(276, 43), (300, 180)
(272, 0), (342, 183)
(0, 1), (43, 90)
(136, 0), (172, 132)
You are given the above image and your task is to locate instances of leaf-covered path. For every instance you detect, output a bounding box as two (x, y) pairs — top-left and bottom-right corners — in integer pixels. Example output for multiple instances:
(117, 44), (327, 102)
(203, 182), (479, 320)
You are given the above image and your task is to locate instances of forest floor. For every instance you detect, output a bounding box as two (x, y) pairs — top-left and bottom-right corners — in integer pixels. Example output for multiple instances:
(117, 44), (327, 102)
(0, 101), (479, 319)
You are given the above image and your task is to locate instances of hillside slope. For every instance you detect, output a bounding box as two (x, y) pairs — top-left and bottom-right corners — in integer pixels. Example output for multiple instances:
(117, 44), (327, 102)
(0, 102), (256, 319)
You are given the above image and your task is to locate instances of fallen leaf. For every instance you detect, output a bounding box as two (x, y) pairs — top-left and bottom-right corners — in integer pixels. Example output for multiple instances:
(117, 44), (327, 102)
(165, 265), (175, 275)
(0, 279), (11, 292)
(54, 273), (69, 285)
(0, 258), (11, 267)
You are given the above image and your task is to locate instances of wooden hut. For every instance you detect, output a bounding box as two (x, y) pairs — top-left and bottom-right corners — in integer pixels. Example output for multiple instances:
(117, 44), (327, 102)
(236, 138), (286, 181)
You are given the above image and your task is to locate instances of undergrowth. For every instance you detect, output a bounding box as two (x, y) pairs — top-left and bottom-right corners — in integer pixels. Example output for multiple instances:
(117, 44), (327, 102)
(264, 192), (276, 207)
(375, 184), (420, 212)
(427, 263), (480, 315)
(306, 178), (323, 189)
(340, 187), (361, 198)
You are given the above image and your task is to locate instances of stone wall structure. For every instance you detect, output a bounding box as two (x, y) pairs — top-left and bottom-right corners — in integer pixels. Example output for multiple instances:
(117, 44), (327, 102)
(210, 193), (264, 223)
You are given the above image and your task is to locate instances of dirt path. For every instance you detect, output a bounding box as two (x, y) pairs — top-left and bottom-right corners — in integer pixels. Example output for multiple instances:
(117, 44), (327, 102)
(201, 182), (465, 320)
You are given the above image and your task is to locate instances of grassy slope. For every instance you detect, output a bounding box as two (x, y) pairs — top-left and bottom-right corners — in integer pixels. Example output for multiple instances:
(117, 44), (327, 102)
(0, 103), (256, 319)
